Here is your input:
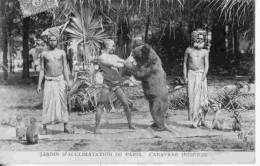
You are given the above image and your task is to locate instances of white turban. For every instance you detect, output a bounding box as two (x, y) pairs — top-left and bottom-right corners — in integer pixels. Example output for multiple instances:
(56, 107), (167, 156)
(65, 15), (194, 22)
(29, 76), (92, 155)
(103, 39), (115, 49)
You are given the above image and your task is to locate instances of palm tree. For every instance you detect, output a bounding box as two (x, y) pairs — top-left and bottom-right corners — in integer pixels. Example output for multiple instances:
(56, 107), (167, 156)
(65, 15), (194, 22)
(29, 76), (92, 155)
(55, 0), (184, 56)
(210, 0), (254, 28)
(209, 0), (254, 70)
(63, 6), (109, 62)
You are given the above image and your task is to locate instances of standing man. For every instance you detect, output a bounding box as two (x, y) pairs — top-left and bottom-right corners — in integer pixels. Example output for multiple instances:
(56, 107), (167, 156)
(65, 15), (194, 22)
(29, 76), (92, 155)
(183, 29), (209, 128)
(30, 39), (47, 74)
(37, 33), (72, 134)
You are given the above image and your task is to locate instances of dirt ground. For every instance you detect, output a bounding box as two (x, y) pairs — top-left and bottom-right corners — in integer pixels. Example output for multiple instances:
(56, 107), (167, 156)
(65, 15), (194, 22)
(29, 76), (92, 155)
(0, 72), (255, 151)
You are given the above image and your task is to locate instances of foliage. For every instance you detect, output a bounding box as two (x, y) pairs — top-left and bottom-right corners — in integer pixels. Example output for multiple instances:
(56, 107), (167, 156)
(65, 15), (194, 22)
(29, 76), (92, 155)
(234, 93), (255, 110)
(209, 0), (254, 24)
(63, 6), (109, 61)
(69, 76), (120, 113)
(209, 82), (254, 110)
(169, 81), (255, 111)
(55, 0), (184, 36)
(209, 0), (254, 40)
(69, 79), (98, 113)
(169, 86), (188, 110)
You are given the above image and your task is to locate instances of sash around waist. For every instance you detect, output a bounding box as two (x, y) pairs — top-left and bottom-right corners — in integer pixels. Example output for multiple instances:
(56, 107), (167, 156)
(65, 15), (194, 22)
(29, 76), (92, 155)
(188, 69), (204, 73)
(45, 75), (64, 81)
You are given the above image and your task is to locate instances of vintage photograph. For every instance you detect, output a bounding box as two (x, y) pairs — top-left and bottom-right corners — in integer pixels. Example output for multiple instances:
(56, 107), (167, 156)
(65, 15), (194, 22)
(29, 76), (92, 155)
(0, 0), (255, 164)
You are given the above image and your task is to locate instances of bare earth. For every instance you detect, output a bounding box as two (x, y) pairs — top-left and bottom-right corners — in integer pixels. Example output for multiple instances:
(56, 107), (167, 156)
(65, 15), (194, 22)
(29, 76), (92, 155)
(0, 73), (255, 151)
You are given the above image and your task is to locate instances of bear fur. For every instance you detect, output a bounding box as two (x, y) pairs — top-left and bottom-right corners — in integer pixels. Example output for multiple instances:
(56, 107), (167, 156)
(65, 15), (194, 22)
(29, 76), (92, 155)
(125, 44), (169, 130)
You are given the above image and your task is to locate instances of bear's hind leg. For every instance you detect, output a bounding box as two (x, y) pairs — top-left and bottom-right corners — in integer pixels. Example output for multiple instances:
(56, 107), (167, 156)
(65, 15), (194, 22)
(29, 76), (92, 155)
(150, 99), (166, 130)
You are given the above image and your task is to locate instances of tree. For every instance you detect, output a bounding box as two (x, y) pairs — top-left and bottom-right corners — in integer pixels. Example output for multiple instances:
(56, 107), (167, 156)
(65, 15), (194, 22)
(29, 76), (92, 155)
(52, 0), (254, 75)
(208, 0), (254, 72)
(0, 0), (33, 80)
(22, 17), (30, 79)
(0, 0), (9, 80)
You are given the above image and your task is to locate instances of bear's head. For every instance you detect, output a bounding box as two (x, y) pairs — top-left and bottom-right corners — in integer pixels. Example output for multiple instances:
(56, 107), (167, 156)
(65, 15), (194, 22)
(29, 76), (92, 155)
(127, 44), (159, 67)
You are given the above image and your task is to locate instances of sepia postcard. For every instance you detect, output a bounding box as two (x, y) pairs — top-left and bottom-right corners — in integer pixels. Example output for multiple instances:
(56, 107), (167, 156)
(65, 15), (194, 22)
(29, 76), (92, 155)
(0, 0), (256, 164)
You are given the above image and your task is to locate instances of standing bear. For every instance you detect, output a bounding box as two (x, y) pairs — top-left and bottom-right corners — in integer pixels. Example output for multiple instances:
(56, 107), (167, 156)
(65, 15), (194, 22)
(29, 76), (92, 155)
(124, 44), (174, 132)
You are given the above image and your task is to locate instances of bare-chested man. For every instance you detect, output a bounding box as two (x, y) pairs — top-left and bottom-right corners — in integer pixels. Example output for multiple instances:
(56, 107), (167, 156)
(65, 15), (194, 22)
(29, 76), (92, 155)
(183, 29), (209, 128)
(93, 39), (135, 133)
(37, 34), (72, 134)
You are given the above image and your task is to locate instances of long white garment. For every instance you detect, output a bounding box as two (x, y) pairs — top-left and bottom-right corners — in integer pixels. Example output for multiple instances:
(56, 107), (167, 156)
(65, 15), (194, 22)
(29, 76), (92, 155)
(187, 70), (208, 123)
(42, 75), (69, 125)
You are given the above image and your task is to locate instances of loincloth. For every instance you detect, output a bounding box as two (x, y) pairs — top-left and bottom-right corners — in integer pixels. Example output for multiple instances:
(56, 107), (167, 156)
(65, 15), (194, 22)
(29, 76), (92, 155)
(99, 64), (123, 91)
(42, 75), (69, 125)
(187, 69), (208, 121)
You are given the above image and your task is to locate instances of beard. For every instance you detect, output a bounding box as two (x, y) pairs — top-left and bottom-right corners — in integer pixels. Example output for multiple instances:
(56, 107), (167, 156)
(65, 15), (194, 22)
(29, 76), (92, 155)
(108, 49), (115, 54)
(193, 42), (205, 49)
(49, 44), (57, 50)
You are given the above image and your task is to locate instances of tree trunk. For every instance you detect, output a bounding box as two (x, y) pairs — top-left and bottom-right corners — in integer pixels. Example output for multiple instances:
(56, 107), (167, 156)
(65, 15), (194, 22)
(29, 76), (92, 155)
(2, 19), (8, 80)
(9, 38), (13, 73)
(144, 14), (150, 42)
(233, 24), (239, 65)
(22, 17), (30, 79)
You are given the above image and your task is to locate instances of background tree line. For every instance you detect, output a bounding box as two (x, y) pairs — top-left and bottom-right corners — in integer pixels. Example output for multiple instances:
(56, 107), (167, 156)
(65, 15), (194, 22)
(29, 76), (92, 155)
(0, 0), (254, 81)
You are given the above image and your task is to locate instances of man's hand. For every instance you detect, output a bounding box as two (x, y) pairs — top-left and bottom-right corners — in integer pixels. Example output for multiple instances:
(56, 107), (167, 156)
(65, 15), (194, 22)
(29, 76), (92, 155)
(66, 80), (73, 91)
(37, 85), (41, 94)
(184, 77), (188, 84)
(90, 57), (98, 64)
(201, 74), (206, 81)
(66, 85), (71, 92)
(124, 60), (134, 69)
(124, 54), (137, 69)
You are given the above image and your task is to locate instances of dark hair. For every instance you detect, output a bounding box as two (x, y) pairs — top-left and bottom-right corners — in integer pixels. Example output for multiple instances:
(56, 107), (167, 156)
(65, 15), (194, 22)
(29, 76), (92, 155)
(100, 41), (106, 50)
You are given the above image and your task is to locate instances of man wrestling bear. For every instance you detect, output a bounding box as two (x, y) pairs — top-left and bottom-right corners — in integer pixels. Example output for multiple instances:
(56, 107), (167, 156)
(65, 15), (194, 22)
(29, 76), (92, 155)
(91, 39), (177, 134)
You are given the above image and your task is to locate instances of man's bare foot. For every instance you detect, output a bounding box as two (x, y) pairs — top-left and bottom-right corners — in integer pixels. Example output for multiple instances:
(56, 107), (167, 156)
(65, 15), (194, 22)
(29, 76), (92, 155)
(150, 123), (158, 128)
(131, 107), (139, 112)
(42, 128), (47, 135)
(199, 121), (207, 128)
(190, 124), (198, 128)
(64, 128), (74, 134)
(128, 124), (136, 129)
(152, 127), (165, 131)
(94, 128), (102, 134)
(64, 123), (74, 134)
(78, 112), (88, 115)
(41, 125), (47, 135)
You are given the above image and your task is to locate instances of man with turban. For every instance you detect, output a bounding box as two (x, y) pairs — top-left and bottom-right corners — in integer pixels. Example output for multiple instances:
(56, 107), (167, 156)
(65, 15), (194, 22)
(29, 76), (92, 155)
(183, 29), (209, 128)
(37, 30), (72, 134)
